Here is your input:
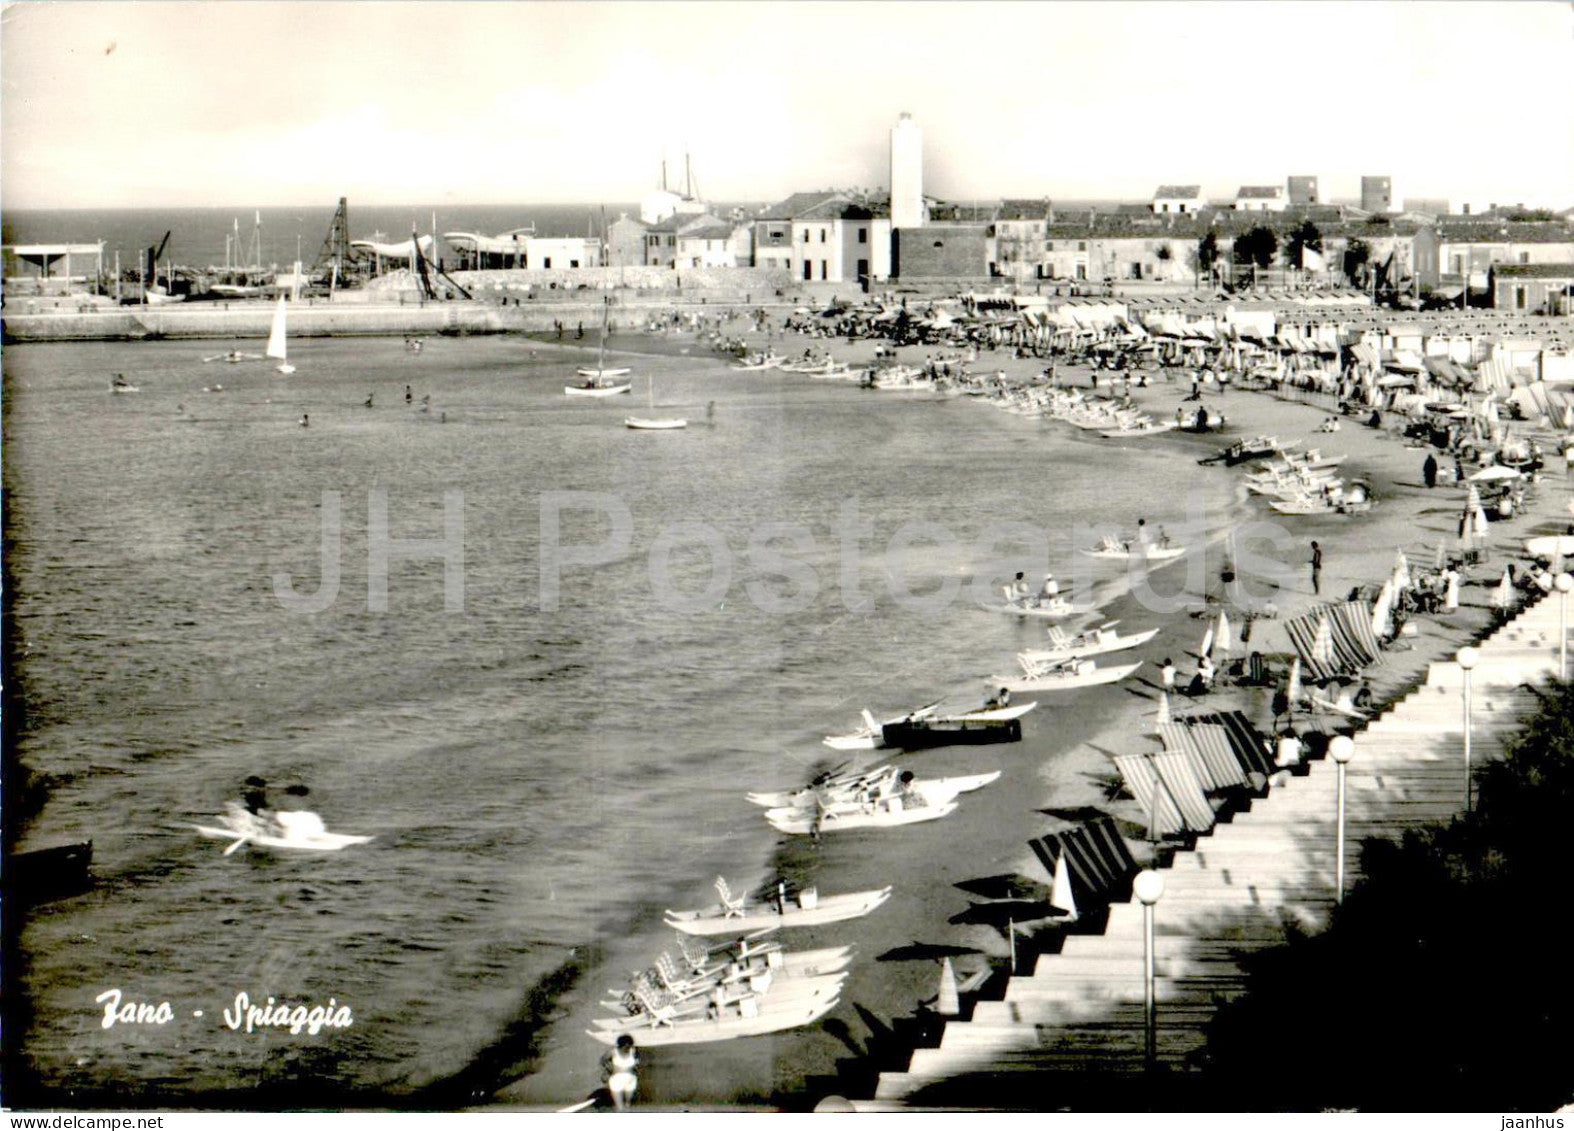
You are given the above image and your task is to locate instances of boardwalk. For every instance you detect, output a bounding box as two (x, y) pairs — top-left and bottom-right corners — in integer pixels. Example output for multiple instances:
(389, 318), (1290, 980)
(858, 593), (1563, 1109)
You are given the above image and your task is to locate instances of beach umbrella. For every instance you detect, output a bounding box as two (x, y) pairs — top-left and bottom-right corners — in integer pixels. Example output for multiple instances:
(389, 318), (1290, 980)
(1491, 570), (1513, 611)
(1049, 851), (1079, 921)
(1371, 579), (1395, 639)
(1287, 657), (1303, 706)
(1312, 616), (1335, 668)
(935, 957), (960, 1017)
(1199, 624), (1215, 660)
(1156, 691), (1172, 728)
(1435, 540), (1447, 571)
(1392, 550), (1411, 591)
(1214, 610), (1233, 657)
(1469, 465), (1521, 483)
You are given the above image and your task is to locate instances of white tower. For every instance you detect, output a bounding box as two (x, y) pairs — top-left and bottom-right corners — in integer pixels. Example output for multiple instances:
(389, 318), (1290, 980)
(890, 112), (924, 229)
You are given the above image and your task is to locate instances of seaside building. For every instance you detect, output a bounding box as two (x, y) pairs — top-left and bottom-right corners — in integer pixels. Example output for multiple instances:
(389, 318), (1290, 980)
(989, 199), (1053, 282)
(2, 241), (106, 294)
(1438, 219), (1574, 294)
(1361, 175), (1394, 214)
(441, 229), (600, 271)
(1491, 263), (1574, 314)
(890, 113), (925, 230)
(892, 221), (988, 281)
(1235, 185), (1288, 212)
(674, 216), (739, 269)
(753, 191), (852, 273)
(791, 200), (892, 285)
(606, 213), (650, 268)
(1151, 185), (1200, 214)
(641, 212), (728, 268)
(1287, 176), (1319, 206)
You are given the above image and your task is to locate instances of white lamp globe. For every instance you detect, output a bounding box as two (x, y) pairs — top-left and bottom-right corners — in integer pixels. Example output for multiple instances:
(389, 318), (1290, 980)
(1134, 869), (1166, 906)
(1330, 735), (1355, 764)
(1458, 646), (1480, 671)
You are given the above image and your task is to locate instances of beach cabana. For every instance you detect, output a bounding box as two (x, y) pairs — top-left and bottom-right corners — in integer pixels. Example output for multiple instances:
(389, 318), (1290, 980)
(1027, 816), (1138, 910)
(1284, 600), (1385, 683)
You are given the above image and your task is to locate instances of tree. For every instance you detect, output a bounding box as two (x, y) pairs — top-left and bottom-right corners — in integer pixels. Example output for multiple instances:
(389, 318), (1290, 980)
(1204, 680), (1574, 1110)
(1343, 237), (1371, 284)
(1285, 220), (1323, 269)
(1236, 225), (1279, 270)
(1196, 231), (1219, 285)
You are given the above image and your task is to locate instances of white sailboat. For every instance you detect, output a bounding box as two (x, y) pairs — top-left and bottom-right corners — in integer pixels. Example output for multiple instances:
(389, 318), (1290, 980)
(565, 299), (632, 396)
(266, 295), (295, 374)
(625, 372), (687, 430)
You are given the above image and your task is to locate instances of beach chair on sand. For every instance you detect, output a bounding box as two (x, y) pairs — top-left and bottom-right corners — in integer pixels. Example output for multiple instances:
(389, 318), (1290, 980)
(715, 876), (747, 918)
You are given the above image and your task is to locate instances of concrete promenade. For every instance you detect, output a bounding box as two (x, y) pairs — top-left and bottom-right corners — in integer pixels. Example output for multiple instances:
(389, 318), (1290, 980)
(855, 591), (1564, 1108)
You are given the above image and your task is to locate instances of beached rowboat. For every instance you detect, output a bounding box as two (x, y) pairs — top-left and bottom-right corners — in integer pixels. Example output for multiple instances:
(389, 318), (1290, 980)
(990, 659), (1143, 694)
(587, 977), (844, 1046)
(748, 769), (1000, 811)
(1080, 542), (1186, 562)
(663, 886), (893, 936)
(1019, 624), (1159, 666)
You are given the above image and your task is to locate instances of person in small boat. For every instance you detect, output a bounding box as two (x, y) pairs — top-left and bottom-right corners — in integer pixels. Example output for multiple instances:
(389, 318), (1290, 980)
(405, 385), (413, 404)
(603, 1034), (639, 1109)
(1037, 574), (1060, 604)
(1010, 572), (1031, 602)
(985, 687), (1011, 710)
(242, 776), (269, 816)
(299, 413), (310, 428)
(895, 770), (922, 808)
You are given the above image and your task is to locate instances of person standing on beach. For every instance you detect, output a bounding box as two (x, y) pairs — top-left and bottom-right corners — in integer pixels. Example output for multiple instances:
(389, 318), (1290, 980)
(1310, 541), (1323, 594)
(1423, 453), (1438, 488)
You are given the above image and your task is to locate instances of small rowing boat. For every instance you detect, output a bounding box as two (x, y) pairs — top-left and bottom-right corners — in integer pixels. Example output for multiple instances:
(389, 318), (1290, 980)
(664, 880), (893, 936)
(823, 703), (941, 751)
(193, 804), (373, 854)
(731, 355), (784, 371)
(1080, 538), (1185, 562)
(761, 770), (999, 835)
(990, 658), (1143, 694)
(1019, 623), (1159, 666)
(981, 592), (1078, 619)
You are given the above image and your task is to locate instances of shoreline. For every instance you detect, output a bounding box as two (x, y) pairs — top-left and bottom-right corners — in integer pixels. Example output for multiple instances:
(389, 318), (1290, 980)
(498, 314), (1570, 1108)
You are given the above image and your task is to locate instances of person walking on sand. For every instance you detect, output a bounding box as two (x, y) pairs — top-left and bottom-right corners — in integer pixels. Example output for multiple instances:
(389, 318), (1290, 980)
(1310, 541), (1323, 594)
(1423, 452), (1438, 489)
(602, 1034), (638, 1110)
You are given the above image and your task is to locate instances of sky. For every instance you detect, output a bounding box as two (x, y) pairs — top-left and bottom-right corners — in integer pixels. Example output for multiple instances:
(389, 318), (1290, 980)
(2, 0), (1571, 211)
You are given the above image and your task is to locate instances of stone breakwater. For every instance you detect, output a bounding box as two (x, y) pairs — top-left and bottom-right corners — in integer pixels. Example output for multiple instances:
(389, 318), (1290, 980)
(0, 298), (770, 343)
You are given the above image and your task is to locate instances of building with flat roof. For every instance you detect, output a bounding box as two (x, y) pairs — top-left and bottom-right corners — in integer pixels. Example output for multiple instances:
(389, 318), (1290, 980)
(1361, 176), (1393, 213)
(1287, 176), (1319, 206)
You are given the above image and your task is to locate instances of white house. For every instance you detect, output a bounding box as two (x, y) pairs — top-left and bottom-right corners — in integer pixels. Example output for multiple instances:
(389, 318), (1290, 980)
(1151, 185), (1201, 215)
(1235, 185), (1288, 213)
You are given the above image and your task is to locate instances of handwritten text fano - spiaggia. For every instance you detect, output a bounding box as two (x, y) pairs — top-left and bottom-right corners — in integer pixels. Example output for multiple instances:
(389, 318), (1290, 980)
(94, 988), (352, 1035)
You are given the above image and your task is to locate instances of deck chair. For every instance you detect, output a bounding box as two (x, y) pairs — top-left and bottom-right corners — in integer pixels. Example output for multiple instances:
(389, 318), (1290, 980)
(715, 876), (747, 918)
(631, 985), (681, 1028)
(1047, 625), (1073, 649)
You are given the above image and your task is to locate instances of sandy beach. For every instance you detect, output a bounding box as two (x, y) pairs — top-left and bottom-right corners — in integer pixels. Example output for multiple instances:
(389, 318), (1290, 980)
(497, 308), (1571, 1109)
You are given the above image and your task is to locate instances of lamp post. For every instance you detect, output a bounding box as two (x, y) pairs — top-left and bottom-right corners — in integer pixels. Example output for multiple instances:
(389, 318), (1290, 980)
(1134, 869), (1166, 1075)
(1329, 735), (1355, 904)
(1556, 573), (1572, 681)
(1458, 646), (1479, 810)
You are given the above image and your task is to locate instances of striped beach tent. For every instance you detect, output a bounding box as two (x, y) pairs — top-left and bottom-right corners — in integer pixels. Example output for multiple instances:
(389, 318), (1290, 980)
(1157, 722), (1248, 791)
(1284, 601), (1385, 682)
(1111, 754), (1186, 837)
(1151, 750), (1216, 832)
(1028, 817), (1138, 910)
(1181, 709), (1274, 781)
